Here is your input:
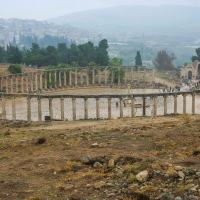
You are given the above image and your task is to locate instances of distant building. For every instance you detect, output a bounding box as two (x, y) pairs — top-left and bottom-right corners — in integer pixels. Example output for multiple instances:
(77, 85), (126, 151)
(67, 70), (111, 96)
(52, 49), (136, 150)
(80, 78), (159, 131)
(180, 61), (200, 80)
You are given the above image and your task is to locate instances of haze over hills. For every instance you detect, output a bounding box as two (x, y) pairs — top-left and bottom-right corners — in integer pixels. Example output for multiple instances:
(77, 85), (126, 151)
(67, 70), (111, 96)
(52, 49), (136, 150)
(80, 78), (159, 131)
(48, 5), (200, 38)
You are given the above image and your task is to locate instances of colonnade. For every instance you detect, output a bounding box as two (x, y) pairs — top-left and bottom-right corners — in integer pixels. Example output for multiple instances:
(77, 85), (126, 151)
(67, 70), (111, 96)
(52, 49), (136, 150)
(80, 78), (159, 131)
(0, 91), (197, 122)
(0, 66), (152, 93)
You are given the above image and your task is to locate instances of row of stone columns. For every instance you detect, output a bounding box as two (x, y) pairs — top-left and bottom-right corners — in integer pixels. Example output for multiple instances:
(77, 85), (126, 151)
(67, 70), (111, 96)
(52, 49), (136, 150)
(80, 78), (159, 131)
(151, 94), (196, 116)
(0, 72), (43, 94)
(0, 93), (195, 122)
(0, 67), (149, 93)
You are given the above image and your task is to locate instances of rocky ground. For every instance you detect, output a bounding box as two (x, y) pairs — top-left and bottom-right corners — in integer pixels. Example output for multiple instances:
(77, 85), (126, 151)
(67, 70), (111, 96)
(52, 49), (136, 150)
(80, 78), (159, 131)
(0, 115), (200, 200)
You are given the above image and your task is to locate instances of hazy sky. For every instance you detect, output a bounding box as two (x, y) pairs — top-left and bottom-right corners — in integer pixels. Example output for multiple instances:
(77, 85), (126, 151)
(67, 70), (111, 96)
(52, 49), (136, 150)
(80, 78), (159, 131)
(0, 0), (200, 20)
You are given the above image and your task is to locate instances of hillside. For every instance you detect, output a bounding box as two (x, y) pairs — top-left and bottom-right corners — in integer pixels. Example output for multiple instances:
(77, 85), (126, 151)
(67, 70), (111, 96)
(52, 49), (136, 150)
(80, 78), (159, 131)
(48, 5), (200, 37)
(0, 116), (200, 199)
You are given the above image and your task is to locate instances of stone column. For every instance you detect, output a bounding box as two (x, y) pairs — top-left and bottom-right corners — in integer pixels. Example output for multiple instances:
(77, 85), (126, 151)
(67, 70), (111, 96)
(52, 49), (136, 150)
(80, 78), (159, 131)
(131, 97), (135, 117)
(124, 67), (126, 83)
(21, 75), (24, 93)
(173, 95), (178, 114)
(92, 69), (95, 85)
(144, 67), (146, 82)
(131, 67), (134, 83)
(39, 72), (43, 90)
(26, 75), (29, 93)
(27, 97), (31, 123)
(118, 67), (121, 85)
(15, 76), (19, 93)
(49, 98), (53, 120)
(69, 70), (72, 86)
(59, 71), (62, 87)
(35, 73), (38, 91)
(111, 68), (114, 84)
(44, 72), (47, 90)
(153, 68), (155, 82)
(183, 94), (187, 114)
(104, 68), (107, 85)
(164, 96), (167, 115)
(75, 69), (78, 85)
(30, 73), (33, 92)
(72, 98), (76, 120)
(137, 66), (140, 83)
(2, 96), (6, 120)
(64, 71), (67, 87)
(120, 97), (123, 118)
(108, 97), (112, 119)
(86, 68), (89, 86)
(142, 97), (146, 116)
(127, 84), (131, 95)
(0, 77), (2, 91)
(80, 70), (83, 85)
(96, 97), (100, 119)
(153, 96), (158, 116)
(60, 97), (65, 121)
(37, 97), (42, 122)
(10, 76), (13, 94)
(54, 71), (57, 88)
(12, 96), (16, 122)
(84, 97), (88, 119)
(6, 77), (9, 93)
(98, 69), (101, 85)
(49, 72), (52, 89)
(192, 93), (195, 114)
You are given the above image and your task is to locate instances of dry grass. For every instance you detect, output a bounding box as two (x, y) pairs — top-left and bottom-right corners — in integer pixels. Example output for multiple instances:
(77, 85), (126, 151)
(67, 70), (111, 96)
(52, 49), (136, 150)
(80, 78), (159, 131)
(0, 115), (200, 199)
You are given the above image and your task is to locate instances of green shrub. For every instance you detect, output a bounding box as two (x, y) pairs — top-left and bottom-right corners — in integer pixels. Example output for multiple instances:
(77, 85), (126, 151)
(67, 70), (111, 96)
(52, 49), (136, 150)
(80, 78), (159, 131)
(8, 64), (22, 74)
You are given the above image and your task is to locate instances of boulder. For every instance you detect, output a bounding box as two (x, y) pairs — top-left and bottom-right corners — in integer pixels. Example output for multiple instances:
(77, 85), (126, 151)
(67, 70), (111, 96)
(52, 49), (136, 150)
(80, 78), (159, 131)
(136, 170), (149, 183)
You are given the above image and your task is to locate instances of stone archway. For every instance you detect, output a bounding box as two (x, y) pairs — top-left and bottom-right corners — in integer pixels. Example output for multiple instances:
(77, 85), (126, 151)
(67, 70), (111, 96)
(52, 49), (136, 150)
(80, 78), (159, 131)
(188, 71), (192, 80)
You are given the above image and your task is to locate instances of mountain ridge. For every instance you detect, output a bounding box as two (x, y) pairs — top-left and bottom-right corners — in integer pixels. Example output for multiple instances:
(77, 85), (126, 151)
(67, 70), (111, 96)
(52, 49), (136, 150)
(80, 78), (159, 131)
(48, 5), (200, 37)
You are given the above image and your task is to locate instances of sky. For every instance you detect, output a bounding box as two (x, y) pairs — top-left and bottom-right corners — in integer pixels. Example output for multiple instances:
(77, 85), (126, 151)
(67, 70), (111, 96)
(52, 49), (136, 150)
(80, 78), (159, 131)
(0, 0), (200, 21)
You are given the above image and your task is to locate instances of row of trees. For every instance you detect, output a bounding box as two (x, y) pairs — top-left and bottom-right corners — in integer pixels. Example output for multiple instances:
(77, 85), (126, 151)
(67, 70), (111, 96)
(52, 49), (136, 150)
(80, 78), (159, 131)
(0, 37), (183, 71)
(0, 39), (109, 67)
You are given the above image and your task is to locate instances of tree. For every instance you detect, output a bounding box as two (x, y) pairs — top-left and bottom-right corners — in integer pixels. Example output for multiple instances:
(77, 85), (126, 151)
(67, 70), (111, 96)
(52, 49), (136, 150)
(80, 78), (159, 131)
(0, 46), (4, 63)
(191, 47), (200, 62)
(5, 44), (22, 64)
(153, 50), (175, 71)
(57, 43), (68, 64)
(109, 57), (124, 83)
(95, 39), (109, 66)
(135, 51), (142, 66)
(109, 57), (123, 66)
(45, 46), (58, 66)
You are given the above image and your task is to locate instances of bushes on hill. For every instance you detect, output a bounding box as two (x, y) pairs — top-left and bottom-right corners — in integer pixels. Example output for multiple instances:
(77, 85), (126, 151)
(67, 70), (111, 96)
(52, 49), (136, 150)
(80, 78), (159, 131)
(8, 64), (22, 74)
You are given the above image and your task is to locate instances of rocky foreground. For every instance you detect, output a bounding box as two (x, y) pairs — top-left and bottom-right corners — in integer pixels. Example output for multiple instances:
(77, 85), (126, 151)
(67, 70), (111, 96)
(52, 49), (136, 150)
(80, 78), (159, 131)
(0, 115), (200, 200)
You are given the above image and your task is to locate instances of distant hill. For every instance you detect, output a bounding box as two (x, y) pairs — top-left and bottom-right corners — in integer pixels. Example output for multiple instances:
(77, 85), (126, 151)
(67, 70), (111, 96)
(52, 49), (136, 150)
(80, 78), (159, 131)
(48, 5), (200, 38)
(0, 18), (94, 48)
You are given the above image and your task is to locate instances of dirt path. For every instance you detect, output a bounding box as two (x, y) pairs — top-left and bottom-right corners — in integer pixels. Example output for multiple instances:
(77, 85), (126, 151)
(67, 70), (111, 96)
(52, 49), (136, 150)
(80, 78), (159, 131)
(154, 77), (179, 87)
